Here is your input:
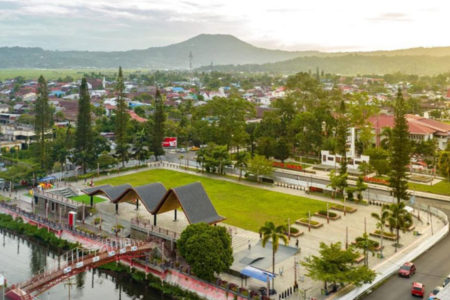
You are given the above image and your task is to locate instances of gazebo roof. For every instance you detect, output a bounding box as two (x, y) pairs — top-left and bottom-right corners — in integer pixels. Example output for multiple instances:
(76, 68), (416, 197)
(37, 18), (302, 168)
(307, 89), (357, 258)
(153, 182), (226, 225)
(82, 182), (225, 225)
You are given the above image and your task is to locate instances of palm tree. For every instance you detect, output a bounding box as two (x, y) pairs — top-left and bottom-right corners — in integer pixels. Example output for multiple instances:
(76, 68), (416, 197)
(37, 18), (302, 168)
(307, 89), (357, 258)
(234, 151), (249, 180)
(371, 205), (390, 257)
(388, 202), (413, 252)
(380, 127), (393, 151)
(259, 221), (289, 288)
(196, 149), (206, 173)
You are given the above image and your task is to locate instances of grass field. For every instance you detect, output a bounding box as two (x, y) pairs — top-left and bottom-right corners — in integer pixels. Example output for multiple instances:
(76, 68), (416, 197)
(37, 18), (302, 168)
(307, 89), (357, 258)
(0, 68), (148, 81)
(411, 180), (450, 196)
(70, 195), (106, 205)
(97, 169), (332, 232)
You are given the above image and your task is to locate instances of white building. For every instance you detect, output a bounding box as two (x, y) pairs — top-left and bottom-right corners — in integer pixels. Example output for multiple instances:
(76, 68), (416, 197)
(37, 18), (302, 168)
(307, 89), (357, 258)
(320, 127), (370, 171)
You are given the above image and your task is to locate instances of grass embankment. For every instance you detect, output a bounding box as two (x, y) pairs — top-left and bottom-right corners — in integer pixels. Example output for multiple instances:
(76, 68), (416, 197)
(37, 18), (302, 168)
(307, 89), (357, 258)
(97, 169), (331, 232)
(0, 213), (77, 250)
(411, 181), (450, 196)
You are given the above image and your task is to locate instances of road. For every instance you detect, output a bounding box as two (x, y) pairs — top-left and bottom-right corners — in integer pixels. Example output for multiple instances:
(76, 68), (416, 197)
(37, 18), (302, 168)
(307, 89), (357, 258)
(365, 202), (450, 300)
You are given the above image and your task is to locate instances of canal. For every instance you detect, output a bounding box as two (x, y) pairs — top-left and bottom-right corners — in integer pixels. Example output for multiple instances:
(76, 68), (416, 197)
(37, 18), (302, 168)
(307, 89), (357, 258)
(0, 229), (163, 300)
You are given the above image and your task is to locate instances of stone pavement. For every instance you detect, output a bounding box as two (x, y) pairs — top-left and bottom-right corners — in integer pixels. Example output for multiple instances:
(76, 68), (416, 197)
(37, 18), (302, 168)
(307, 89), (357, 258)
(9, 163), (446, 300)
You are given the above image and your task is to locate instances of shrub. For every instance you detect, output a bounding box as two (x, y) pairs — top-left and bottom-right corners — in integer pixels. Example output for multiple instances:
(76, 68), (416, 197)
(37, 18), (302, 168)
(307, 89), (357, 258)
(289, 227), (299, 234)
(318, 210), (337, 218)
(375, 230), (396, 237)
(355, 237), (380, 248)
(298, 218), (320, 226)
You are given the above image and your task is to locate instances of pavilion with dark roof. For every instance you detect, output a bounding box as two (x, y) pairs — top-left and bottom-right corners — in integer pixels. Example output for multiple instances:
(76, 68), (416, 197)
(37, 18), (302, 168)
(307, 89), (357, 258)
(82, 182), (225, 226)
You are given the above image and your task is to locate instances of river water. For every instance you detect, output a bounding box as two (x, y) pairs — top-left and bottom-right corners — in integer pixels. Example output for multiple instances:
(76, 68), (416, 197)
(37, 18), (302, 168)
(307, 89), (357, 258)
(0, 230), (163, 300)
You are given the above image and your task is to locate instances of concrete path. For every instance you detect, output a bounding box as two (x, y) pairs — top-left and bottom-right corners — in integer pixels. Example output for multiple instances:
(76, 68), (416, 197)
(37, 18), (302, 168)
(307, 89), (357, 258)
(8, 163), (445, 300)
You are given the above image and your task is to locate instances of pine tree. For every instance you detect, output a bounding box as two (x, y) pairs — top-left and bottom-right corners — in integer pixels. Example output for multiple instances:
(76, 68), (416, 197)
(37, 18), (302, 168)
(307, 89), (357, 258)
(114, 66), (129, 167)
(152, 89), (166, 160)
(75, 78), (93, 173)
(336, 100), (349, 176)
(34, 75), (52, 171)
(389, 88), (411, 203)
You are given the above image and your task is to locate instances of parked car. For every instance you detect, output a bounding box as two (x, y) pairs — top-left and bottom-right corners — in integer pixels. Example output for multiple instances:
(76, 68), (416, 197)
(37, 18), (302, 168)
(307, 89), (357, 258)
(412, 282), (425, 298)
(443, 274), (450, 287)
(177, 148), (187, 153)
(190, 146), (200, 151)
(429, 286), (443, 299)
(399, 262), (416, 278)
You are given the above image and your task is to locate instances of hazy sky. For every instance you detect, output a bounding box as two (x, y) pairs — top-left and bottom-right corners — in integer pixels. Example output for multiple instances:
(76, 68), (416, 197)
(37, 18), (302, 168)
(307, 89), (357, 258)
(0, 0), (447, 52)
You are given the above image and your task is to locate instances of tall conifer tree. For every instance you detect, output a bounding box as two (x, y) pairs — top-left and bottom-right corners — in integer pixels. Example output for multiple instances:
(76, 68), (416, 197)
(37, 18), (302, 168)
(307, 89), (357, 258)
(389, 88), (411, 203)
(152, 89), (166, 160)
(34, 75), (52, 170)
(75, 78), (93, 173)
(114, 66), (129, 167)
(336, 100), (349, 175)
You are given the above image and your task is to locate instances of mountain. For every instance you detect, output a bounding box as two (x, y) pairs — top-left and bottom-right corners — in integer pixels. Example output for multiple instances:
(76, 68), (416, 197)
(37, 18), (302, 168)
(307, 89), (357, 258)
(2, 34), (450, 74)
(0, 34), (314, 69)
(198, 54), (450, 75)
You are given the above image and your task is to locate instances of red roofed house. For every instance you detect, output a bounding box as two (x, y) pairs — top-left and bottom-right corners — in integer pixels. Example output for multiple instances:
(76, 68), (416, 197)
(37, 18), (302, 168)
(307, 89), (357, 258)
(369, 114), (450, 150)
(127, 110), (147, 123)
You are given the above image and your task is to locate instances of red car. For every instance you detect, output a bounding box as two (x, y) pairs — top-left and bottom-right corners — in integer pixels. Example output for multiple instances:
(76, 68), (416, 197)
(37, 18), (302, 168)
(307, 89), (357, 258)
(412, 282), (425, 298)
(399, 262), (416, 277)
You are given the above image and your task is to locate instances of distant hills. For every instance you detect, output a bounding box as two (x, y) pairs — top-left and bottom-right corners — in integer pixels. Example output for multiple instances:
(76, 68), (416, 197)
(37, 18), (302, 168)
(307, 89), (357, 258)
(2, 34), (450, 75)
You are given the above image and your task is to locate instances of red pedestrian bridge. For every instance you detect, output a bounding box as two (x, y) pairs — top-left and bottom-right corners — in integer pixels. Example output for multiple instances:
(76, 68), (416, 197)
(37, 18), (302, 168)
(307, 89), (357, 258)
(5, 237), (156, 300)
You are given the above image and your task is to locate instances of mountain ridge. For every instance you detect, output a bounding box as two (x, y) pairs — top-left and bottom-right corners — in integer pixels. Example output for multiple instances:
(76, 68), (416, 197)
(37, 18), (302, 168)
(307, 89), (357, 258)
(2, 34), (450, 74)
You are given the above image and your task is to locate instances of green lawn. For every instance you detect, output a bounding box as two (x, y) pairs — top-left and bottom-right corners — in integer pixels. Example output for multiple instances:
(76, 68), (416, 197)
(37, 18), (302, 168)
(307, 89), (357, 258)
(97, 169), (332, 232)
(411, 180), (450, 196)
(70, 195), (107, 205)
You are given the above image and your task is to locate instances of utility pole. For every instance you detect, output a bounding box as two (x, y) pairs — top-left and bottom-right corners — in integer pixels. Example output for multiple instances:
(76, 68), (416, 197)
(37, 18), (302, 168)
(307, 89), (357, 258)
(189, 51), (193, 71)
(64, 277), (75, 300)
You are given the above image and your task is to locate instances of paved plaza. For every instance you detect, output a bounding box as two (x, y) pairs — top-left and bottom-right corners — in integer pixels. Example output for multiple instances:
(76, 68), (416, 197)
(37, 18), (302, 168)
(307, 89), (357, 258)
(7, 164), (447, 300)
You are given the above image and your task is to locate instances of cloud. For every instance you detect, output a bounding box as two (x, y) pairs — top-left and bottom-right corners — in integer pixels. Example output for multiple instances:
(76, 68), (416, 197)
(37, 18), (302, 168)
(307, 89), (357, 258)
(367, 12), (413, 22)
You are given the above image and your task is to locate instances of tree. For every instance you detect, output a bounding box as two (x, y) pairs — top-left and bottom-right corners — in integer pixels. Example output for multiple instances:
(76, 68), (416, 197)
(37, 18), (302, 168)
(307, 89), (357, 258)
(389, 88), (411, 203)
(259, 221), (288, 287)
(335, 100), (349, 176)
(177, 223), (233, 282)
(202, 144), (231, 174)
(151, 90), (166, 160)
(371, 204), (390, 258)
(354, 176), (367, 201)
(380, 127), (393, 151)
(97, 151), (118, 171)
(75, 78), (94, 173)
(193, 95), (255, 149)
(114, 67), (129, 167)
(34, 75), (52, 171)
(256, 136), (276, 159)
(234, 151), (249, 181)
(274, 137), (291, 163)
(328, 170), (348, 199)
(387, 201), (413, 253)
(364, 148), (391, 176)
(247, 155), (274, 183)
(353, 232), (377, 267)
(301, 242), (376, 291)
(439, 151), (450, 194)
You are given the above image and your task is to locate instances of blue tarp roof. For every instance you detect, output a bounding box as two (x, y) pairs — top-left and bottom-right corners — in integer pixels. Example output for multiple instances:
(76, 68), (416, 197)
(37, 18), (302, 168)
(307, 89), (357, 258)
(39, 176), (57, 182)
(240, 266), (276, 282)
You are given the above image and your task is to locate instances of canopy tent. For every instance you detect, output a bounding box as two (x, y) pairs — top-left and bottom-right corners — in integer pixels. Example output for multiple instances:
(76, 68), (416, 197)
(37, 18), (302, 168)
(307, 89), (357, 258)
(405, 206), (414, 214)
(240, 266), (276, 282)
(39, 176), (57, 182)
